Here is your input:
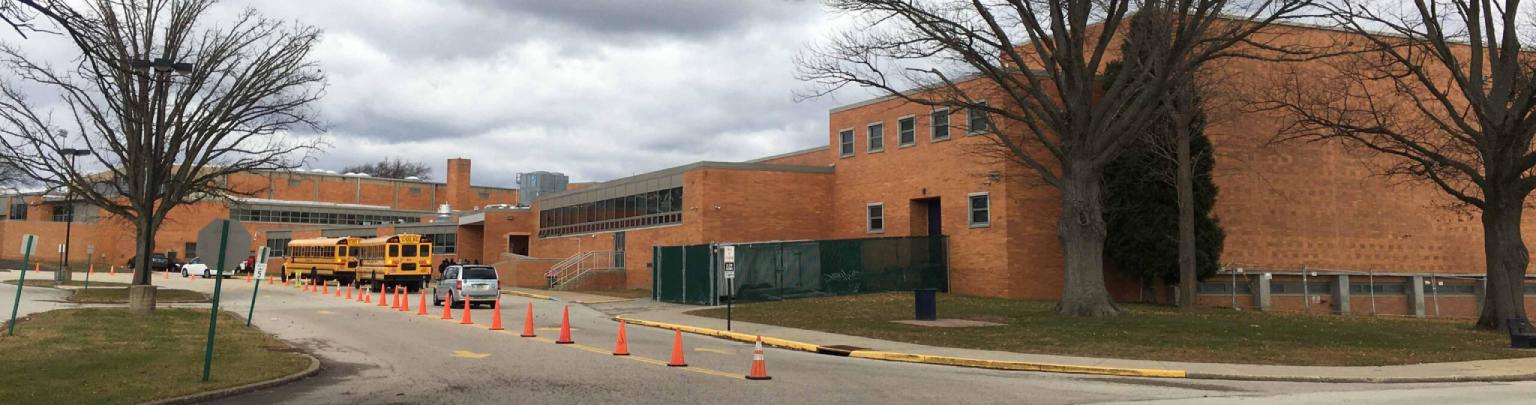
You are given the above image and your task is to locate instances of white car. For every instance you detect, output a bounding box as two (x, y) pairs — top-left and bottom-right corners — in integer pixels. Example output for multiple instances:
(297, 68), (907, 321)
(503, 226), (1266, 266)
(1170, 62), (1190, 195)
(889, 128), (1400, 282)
(180, 258), (229, 279)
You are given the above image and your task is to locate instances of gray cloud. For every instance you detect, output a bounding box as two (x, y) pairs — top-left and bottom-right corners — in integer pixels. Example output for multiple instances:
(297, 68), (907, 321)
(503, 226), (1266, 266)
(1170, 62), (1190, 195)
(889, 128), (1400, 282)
(9, 0), (872, 188)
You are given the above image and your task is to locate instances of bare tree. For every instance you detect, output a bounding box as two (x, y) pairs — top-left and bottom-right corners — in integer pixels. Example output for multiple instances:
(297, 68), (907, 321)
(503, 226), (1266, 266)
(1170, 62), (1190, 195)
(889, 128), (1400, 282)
(798, 0), (1312, 316)
(1259, 0), (1536, 329)
(0, 0), (324, 312)
(0, 1), (83, 39)
(342, 156), (432, 180)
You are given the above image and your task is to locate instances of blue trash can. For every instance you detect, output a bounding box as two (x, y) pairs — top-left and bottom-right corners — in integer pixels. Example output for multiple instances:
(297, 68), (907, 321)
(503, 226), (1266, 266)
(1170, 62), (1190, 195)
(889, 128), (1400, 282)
(914, 288), (937, 321)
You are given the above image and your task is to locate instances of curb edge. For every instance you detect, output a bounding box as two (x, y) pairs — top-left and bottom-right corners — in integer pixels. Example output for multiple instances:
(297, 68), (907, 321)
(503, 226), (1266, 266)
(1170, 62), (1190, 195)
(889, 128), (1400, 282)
(141, 353), (321, 405)
(613, 315), (1185, 379)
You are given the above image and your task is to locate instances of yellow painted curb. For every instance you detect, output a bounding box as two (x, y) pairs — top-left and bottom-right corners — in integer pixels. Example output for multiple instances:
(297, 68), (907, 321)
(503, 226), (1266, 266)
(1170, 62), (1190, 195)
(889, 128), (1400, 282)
(504, 290), (554, 301)
(615, 316), (1186, 379)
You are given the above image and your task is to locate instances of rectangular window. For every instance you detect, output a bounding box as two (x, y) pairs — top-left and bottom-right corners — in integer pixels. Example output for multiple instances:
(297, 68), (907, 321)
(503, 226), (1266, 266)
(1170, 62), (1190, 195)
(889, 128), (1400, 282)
(867, 203), (884, 233)
(265, 237), (290, 257)
(387, 244), (399, 258)
(968, 193), (990, 228)
(402, 244), (418, 257)
(967, 102), (990, 134)
(897, 116), (916, 146)
(839, 129), (855, 157)
(867, 122), (884, 152)
(930, 109), (950, 140)
(8, 202), (23, 220)
(51, 204), (72, 222)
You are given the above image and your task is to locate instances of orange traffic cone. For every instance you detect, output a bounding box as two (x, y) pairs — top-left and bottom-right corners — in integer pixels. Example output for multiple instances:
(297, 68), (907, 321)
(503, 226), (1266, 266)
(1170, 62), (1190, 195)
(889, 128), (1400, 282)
(322, 282), (329, 295)
(335, 283), (342, 297)
(377, 286), (388, 307)
(520, 303), (537, 337)
(191, 274), (198, 281)
(613, 321), (630, 356)
(460, 295), (474, 325)
(33, 263), (38, 273)
(363, 286), (372, 303)
(417, 290), (429, 316)
(267, 276), (273, 285)
(441, 291), (454, 320)
(746, 336), (771, 380)
(488, 297), (504, 330)
(245, 273), (252, 283)
(400, 287), (411, 313)
(164, 269), (170, 280)
(345, 284), (353, 300)
(667, 329), (688, 367)
(88, 264), (95, 275)
(110, 265), (116, 275)
(555, 305), (574, 344)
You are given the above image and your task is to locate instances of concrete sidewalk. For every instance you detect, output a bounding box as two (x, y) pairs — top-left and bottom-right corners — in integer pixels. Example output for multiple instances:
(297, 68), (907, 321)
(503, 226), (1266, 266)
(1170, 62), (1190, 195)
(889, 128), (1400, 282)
(503, 287), (641, 304)
(616, 304), (1536, 383)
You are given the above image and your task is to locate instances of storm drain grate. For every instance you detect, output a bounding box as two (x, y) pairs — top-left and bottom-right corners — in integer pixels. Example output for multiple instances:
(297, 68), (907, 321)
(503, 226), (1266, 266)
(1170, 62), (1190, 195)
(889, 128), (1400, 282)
(816, 345), (870, 357)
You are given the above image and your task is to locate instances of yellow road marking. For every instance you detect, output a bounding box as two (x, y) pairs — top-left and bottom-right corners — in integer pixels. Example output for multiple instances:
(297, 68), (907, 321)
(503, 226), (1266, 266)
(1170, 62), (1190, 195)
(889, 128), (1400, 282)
(451, 350), (490, 359)
(316, 310), (334, 315)
(695, 347), (734, 355)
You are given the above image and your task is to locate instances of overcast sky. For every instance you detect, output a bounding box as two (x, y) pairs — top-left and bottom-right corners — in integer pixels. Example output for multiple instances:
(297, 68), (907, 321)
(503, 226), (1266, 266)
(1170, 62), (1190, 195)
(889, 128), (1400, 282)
(6, 0), (879, 188)
(243, 0), (861, 186)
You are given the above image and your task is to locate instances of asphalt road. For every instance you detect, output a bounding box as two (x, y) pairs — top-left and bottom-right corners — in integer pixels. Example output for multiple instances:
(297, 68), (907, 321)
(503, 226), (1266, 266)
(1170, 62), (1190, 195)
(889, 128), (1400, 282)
(6, 271), (1536, 404)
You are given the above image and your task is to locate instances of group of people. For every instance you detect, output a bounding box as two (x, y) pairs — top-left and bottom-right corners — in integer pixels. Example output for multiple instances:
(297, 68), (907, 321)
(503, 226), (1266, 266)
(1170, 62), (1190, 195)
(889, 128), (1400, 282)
(437, 257), (481, 276)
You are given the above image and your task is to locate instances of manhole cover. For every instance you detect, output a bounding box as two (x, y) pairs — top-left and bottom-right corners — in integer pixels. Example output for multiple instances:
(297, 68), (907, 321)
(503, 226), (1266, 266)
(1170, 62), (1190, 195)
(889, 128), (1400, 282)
(816, 345), (869, 356)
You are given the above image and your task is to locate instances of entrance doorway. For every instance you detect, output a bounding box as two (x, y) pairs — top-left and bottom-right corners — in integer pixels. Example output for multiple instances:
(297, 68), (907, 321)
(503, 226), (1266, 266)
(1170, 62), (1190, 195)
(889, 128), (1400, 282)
(506, 235), (529, 256)
(911, 198), (942, 236)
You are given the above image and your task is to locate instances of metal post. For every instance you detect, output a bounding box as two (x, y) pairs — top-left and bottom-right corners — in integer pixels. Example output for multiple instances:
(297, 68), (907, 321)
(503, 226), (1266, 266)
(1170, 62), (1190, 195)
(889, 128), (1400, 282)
(8, 237), (36, 336)
(83, 252), (92, 290)
(1230, 270), (1237, 309)
(246, 247), (268, 327)
(1302, 267), (1310, 314)
(59, 152), (81, 284)
(1369, 270), (1377, 316)
(201, 220), (230, 383)
(1431, 274), (1440, 318)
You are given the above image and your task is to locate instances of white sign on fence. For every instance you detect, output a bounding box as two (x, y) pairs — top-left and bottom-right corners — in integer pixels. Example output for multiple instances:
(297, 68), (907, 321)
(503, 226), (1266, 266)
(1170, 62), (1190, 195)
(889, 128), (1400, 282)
(722, 245), (735, 264)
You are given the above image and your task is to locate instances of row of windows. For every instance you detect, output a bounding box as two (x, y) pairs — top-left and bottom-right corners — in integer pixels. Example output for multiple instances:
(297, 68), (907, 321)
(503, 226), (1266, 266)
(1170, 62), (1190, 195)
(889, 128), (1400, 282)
(538, 187), (683, 237)
(865, 193), (991, 233)
(233, 208), (423, 226)
(265, 237), (291, 257)
(289, 245), (341, 259)
(1200, 282), (1490, 296)
(840, 103), (991, 157)
(539, 212), (682, 238)
(7, 202), (23, 220)
(422, 232), (457, 254)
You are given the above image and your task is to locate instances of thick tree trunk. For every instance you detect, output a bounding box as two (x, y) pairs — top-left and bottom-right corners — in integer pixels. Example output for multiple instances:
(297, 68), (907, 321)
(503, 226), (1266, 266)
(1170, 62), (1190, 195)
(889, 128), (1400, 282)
(1476, 198), (1530, 330)
(1174, 118), (1197, 310)
(1056, 165), (1121, 317)
(131, 213), (157, 286)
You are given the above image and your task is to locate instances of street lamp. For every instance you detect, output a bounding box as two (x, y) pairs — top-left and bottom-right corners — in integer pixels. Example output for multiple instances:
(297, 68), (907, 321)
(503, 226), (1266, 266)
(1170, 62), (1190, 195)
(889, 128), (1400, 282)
(57, 148), (91, 283)
(125, 57), (192, 285)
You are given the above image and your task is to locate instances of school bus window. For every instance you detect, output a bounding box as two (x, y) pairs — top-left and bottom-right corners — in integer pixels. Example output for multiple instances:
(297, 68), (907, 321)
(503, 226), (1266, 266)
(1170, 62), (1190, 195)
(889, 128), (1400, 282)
(349, 247), (359, 257)
(419, 244), (429, 256)
(388, 244), (399, 257)
(402, 244), (418, 257)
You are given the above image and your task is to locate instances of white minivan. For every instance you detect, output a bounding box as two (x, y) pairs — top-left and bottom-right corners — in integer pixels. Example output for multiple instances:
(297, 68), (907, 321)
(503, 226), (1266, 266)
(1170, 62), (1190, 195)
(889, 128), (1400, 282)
(432, 265), (500, 308)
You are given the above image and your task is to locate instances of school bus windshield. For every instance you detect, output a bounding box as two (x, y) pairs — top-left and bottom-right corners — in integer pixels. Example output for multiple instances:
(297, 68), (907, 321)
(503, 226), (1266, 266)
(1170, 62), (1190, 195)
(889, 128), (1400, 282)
(402, 244), (418, 257)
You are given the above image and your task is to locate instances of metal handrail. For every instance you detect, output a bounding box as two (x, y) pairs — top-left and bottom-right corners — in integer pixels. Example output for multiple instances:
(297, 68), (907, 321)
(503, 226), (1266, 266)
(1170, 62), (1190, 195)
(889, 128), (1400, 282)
(546, 251), (618, 290)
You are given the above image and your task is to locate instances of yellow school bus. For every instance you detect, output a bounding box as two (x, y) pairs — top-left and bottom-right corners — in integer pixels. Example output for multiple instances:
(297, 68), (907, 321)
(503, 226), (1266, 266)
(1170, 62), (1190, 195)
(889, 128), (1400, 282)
(282, 237), (361, 283)
(354, 233), (433, 291)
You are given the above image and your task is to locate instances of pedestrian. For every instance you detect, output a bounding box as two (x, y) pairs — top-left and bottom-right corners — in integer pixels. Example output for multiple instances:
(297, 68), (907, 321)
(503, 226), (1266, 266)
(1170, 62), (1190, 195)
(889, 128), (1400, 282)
(439, 258), (454, 278)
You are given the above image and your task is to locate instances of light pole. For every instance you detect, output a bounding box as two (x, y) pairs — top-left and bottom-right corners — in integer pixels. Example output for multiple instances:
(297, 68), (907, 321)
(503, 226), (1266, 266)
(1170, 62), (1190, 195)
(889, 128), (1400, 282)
(57, 148), (91, 283)
(125, 57), (192, 285)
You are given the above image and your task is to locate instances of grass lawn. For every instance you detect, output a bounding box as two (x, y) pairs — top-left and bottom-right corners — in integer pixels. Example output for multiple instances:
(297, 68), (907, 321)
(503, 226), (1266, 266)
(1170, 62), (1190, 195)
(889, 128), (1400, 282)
(4, 279), (131, 288)
(688, 292), (1532, 366)
(70, 288), (209, 304)
(0, 308), (311, 404)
